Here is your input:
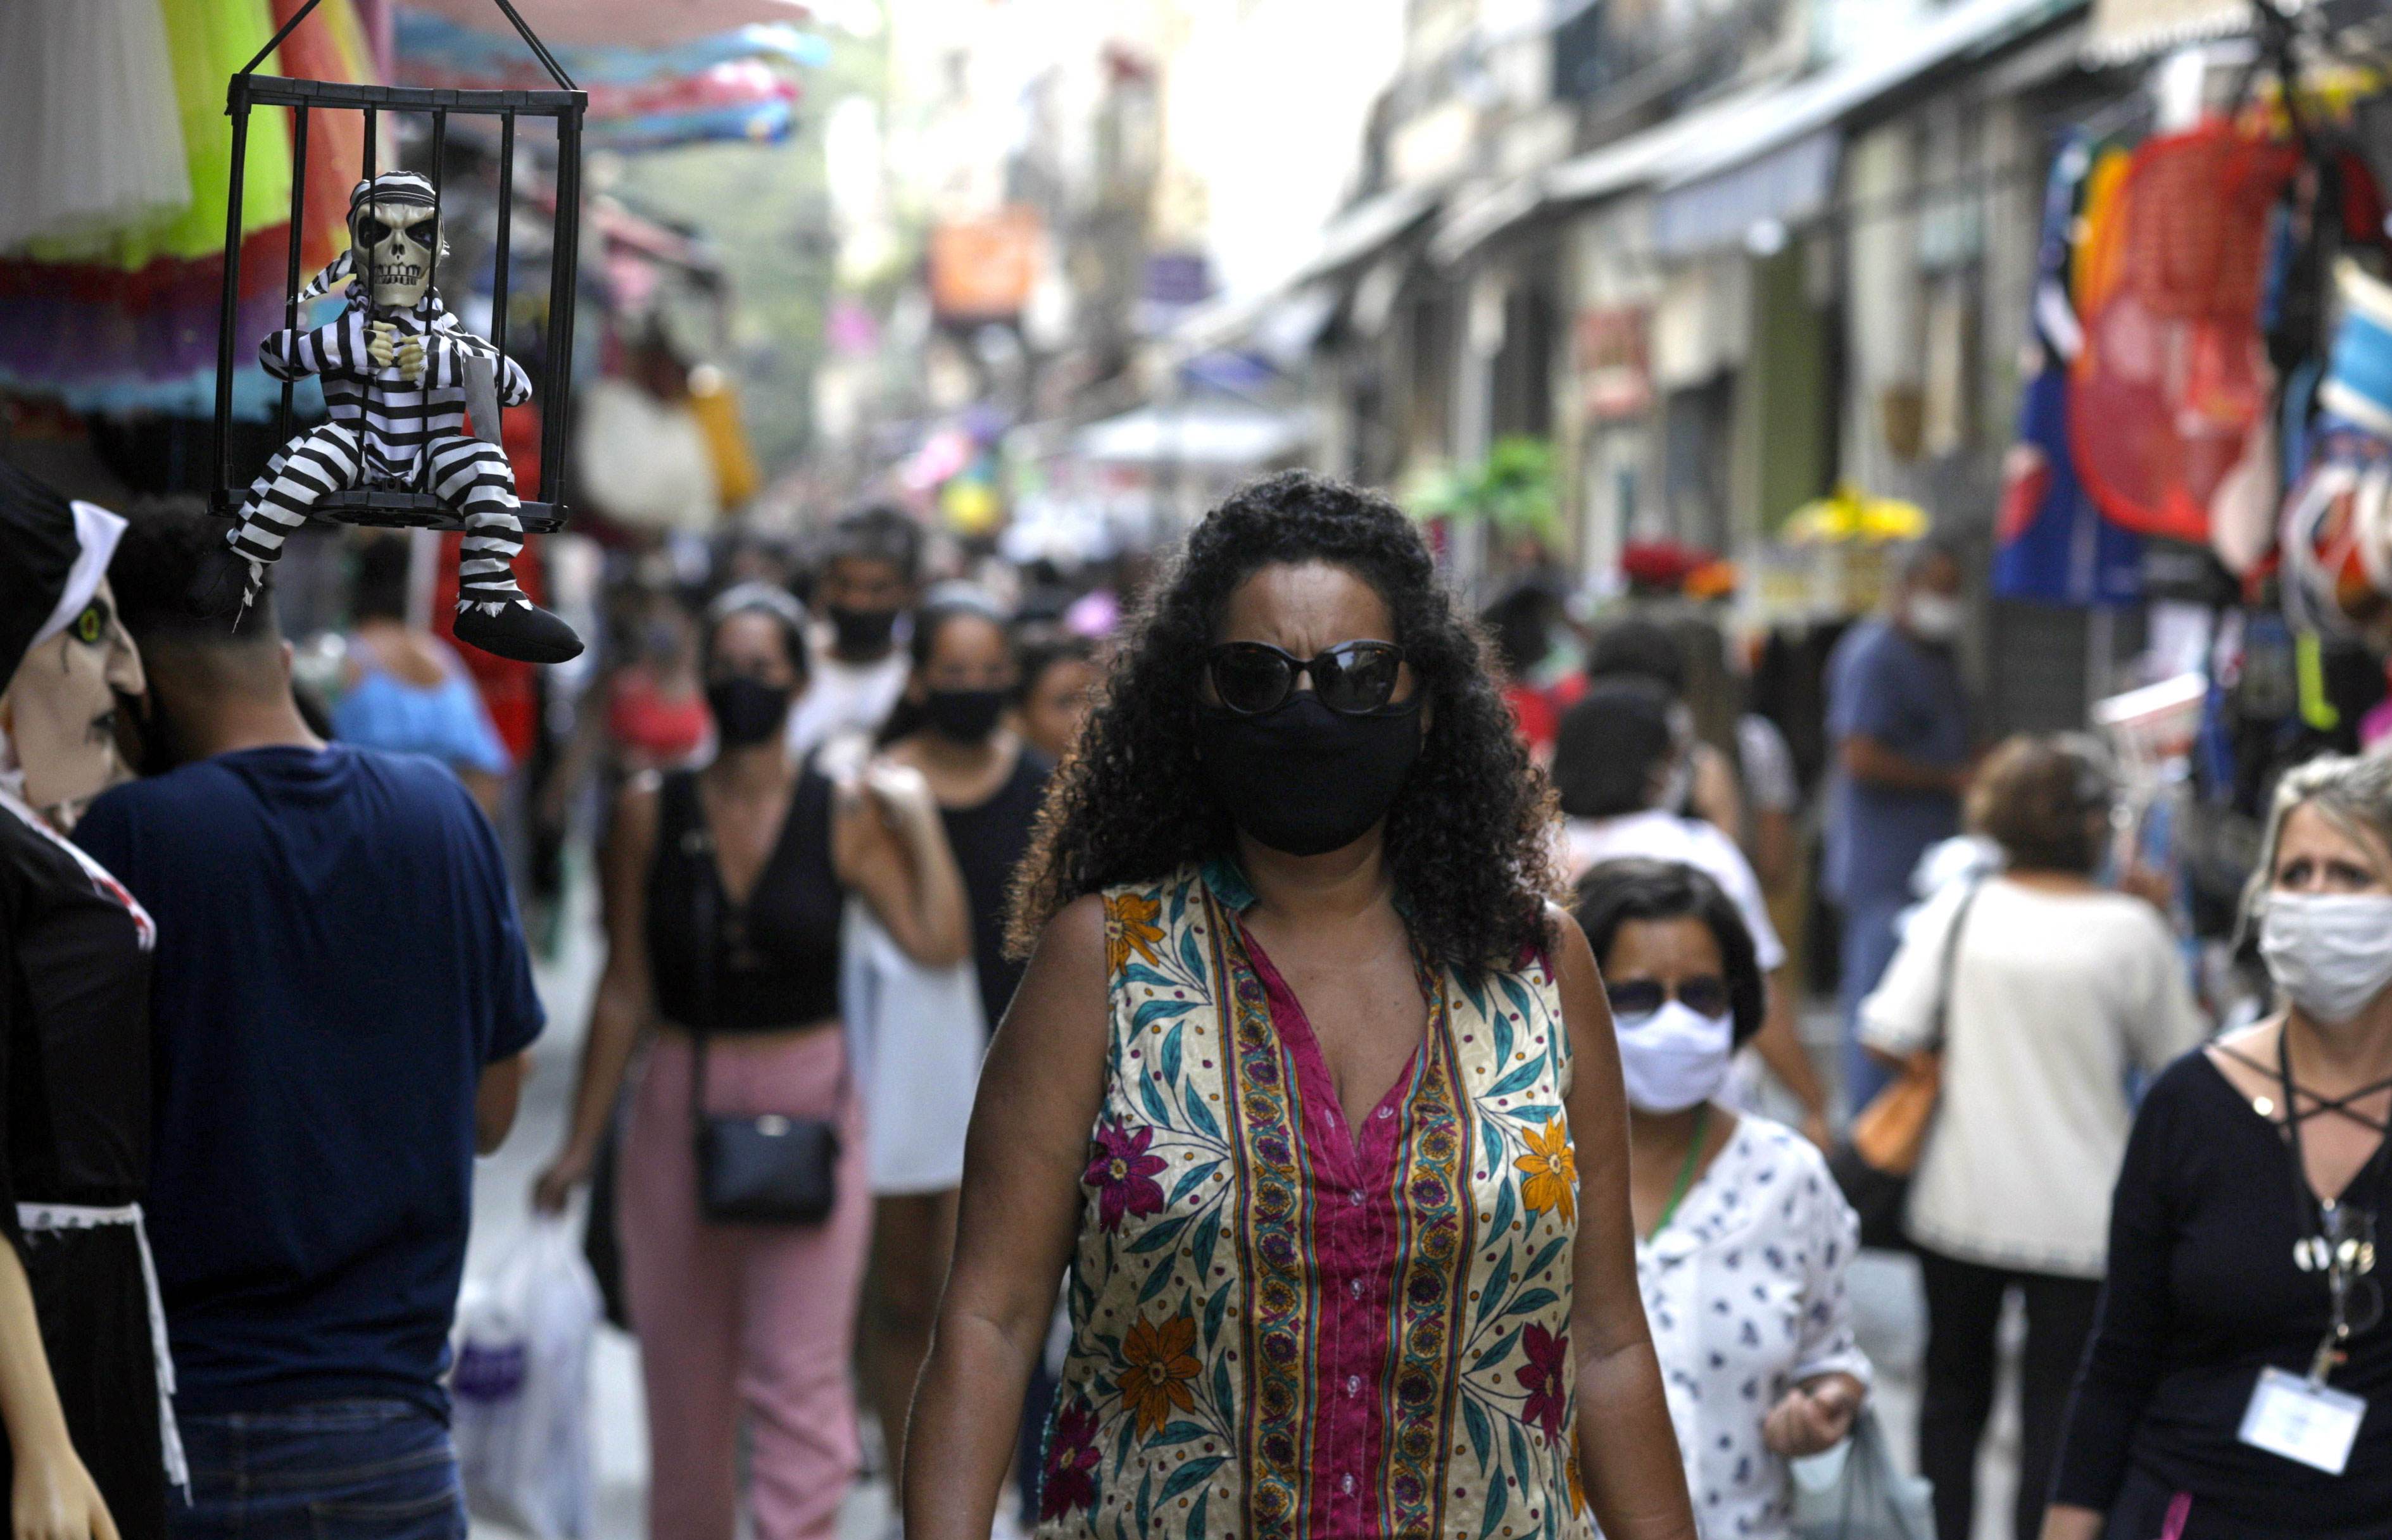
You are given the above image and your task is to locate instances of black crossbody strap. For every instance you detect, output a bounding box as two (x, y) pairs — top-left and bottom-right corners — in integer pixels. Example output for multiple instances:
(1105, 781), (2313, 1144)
(683, 775), (717, 1127)
(1926, 878), (1986, 1055)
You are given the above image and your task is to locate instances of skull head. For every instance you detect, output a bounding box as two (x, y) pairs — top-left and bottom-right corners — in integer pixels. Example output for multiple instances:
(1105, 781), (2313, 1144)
(348, 173), (442, 311)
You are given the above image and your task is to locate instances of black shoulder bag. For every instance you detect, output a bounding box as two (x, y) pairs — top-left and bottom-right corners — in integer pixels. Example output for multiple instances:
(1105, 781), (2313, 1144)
(684, 804), (845, 1225)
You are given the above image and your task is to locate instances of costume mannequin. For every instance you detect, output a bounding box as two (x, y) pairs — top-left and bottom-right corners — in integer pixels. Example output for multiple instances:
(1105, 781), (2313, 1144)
(192, 170), (582, 665)
(0, 459), (177, 1540)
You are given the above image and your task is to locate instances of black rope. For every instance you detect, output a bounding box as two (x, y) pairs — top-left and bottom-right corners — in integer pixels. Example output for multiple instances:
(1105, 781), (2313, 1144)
(236, 0), (327, 80)
(489, 0), (581, 92)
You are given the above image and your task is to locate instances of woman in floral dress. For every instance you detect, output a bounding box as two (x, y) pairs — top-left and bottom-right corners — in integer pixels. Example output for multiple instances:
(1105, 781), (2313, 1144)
(907, 472), (1697, 1540)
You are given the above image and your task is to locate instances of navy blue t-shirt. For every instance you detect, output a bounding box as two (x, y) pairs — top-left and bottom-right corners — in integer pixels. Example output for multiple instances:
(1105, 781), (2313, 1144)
(1821, 618), (1968, 906)
(75, 744), (543, 1418)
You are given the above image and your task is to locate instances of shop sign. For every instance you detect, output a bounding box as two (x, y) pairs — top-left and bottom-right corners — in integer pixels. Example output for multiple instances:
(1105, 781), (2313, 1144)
(1577, 306), (1653, 422)
(929, 208), (1043, 322)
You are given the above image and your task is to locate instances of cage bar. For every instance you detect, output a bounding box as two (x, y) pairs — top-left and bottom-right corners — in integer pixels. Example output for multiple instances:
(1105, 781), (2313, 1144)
(210, 93), (253, 503)
(539, 107), (583, 511)
(277, 105), (308, 446)
(427, 108), (447, 296)
(491, 113), (515, 366)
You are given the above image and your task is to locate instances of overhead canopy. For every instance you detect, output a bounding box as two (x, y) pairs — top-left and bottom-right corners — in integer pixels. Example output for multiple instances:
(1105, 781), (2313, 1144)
(1289, 184), (1441, 288)
(1651, 128), (1837, 256)
(400, 0), (812, 51)
(1169, 185), (1438, 357)
(1660, 0), (2082, 189)
(1436, 0), (2087, 263)
(1073, 403), (1316, 468)
(2083, 0), (2250, 60)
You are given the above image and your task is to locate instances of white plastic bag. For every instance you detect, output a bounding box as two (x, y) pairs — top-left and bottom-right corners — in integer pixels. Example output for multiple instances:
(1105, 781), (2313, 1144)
(452, 1217), (601, 1539)
(1791, 1408), (1936, 1540)
(841, 898), (986, 1196)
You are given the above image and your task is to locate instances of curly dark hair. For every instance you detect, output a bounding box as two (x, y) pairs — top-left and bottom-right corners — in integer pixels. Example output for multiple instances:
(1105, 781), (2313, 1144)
(1007, 470), (1559, 971)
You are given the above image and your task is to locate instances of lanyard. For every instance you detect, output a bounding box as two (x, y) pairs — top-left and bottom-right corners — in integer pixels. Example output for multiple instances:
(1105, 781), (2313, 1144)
(2268, 1027), (2389, 1384)
(1648, 1104), (1710, 1241)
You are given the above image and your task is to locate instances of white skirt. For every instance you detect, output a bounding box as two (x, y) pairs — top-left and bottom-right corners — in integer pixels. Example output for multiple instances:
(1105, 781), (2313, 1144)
(840, 901), (986, 1197)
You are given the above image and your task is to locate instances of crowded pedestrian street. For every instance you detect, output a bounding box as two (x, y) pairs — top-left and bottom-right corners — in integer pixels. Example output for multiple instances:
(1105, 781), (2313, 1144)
(11, 3), (2392, 1540)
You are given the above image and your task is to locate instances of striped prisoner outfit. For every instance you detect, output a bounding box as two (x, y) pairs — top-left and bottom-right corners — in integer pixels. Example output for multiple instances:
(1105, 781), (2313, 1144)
(232, 265), (535, 609)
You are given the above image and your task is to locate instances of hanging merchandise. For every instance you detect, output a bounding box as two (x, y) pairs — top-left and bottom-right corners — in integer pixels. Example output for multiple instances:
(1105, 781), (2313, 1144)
(2281, 262), (2392, 646)
(1994, 132), (2144, 605)
(0, 0), (387, 412)
(0, 0), (191, 254)
(35, 0), (297, 270)
(2070, 119), (2300, 546)
(198, 0), (591, 665)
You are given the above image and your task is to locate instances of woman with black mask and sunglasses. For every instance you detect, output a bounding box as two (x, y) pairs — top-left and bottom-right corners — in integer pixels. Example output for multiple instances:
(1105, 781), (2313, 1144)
(1575, 858), (1870, 1539)
(532, 584), (969, 1540)
(905, 472), (1697, 1540)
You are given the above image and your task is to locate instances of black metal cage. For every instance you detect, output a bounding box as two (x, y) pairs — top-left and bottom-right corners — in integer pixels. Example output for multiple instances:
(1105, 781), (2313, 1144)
(208, 0), (585, 535)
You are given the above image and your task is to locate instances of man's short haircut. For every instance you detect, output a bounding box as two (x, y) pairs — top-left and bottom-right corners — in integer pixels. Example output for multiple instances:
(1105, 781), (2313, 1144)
(821, 504), (923, 586)
(1899, 530), (1965, 582)
(110, 501), (284, 646)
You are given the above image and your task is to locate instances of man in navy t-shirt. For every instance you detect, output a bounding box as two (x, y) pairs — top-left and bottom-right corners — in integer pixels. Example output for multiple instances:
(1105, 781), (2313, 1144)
(1822, 536), (1972, 1114)
(77, 510), (541, 1540)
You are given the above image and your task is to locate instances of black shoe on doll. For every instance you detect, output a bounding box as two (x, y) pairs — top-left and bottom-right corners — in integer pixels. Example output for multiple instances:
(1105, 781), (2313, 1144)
(451, 596), (584, 665)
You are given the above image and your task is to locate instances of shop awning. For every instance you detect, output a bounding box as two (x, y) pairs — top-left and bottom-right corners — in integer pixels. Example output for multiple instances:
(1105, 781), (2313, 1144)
(2083, 0), (2251, 61)
(400, 0), (813, 51)
(1651, 128), (1837, 255)
(1431, 0), (2084, 264)
(1664, 0), (2082, 189)
(1168, 184), (1439, 357)
(1073, 403), (1316, 468)
(1289, 184), (1442, 288)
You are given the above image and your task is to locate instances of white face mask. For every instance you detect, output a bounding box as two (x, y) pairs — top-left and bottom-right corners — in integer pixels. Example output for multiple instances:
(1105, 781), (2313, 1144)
(2260, 893), (2392, 1026)
(1613, 999), (1735, 1113)
(1906, 591), (1965, 643)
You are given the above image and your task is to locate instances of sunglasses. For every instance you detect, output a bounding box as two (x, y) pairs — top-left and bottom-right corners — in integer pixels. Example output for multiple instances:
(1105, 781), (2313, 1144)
(1606, 975), (1731, 1020)
(1204, 641), (1409, 717)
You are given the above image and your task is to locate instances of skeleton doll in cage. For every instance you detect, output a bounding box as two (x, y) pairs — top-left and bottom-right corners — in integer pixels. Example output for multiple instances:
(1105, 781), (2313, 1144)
(191, 170), (583, 663)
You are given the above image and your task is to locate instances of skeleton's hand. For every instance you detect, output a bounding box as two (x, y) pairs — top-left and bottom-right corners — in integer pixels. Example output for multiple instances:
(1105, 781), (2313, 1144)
(396, 334), (428, 384)
(367, 321), (397, 370)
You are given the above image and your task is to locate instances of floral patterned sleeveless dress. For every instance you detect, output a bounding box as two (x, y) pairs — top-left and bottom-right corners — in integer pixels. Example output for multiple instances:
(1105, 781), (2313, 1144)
(1034, 860), (1589, 1540)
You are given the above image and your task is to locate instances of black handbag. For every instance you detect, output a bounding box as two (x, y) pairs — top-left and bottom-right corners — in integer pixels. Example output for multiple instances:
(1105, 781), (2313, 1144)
(683, 810), (845, 1226)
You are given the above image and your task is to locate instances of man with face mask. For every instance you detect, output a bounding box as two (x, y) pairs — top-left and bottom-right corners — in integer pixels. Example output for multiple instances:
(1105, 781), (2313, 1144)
(1822, 535), (1972, 1116)
(0, 460), (173, 1539)
(786, 504), (922, 762)
(192, 171), (582, 667)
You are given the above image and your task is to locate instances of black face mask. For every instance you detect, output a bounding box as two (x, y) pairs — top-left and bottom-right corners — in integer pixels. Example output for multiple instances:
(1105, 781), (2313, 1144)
(1193, 692), (1425, 857)
(707, 675), (793, 747)
(924, 687), (1007, 742)
(827, 605), (900, 655)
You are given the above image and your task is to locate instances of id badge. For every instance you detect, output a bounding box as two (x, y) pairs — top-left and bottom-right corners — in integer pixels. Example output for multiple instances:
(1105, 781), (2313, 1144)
(2238, 1366), (2367, 1475)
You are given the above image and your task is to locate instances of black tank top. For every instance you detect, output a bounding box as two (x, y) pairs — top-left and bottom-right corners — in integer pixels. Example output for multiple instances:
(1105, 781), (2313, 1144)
(939, 746), (1052, 1034)
(646, 764), (843, 1032)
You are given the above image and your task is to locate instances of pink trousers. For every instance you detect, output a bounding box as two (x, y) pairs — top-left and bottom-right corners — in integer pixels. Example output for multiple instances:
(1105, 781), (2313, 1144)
(619, 1029), (871, 1540)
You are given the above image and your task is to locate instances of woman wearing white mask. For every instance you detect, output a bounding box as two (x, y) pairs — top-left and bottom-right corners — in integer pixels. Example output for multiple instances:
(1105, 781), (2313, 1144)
(1574, 858), (1869, 1538)
(1865, 736), (2206, 1540)
(2045, 754), (2392, 1540)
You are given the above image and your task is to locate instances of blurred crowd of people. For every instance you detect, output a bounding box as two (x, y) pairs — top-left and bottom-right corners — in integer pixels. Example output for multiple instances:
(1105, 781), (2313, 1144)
(8, 461), (2392, 1540)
